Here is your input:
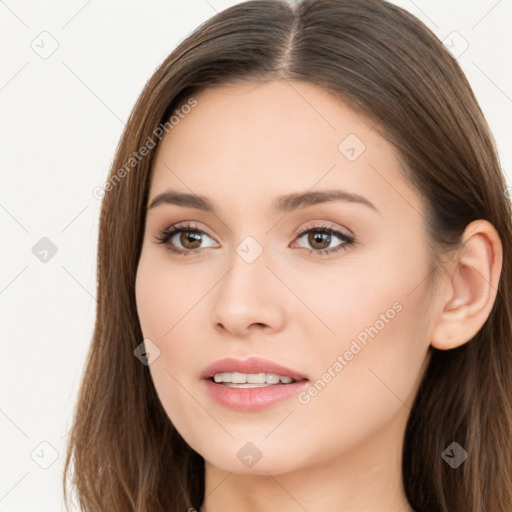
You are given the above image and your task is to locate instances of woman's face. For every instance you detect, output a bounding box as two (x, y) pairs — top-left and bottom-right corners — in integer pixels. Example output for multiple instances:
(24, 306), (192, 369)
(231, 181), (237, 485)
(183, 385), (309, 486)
(135, 80), (437, 475)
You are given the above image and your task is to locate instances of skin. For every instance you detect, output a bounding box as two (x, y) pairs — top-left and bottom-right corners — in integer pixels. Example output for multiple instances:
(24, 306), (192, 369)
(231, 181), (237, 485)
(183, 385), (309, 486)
(135, 80), (502, 512)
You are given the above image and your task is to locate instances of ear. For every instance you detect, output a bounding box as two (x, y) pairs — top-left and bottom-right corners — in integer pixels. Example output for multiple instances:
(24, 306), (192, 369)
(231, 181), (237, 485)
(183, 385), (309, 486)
(430, 219), (503, 350)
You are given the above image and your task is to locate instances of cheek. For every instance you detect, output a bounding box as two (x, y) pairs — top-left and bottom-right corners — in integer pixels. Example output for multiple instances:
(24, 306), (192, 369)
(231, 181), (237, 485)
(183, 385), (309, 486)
(135, 250), (210, 340)
(135, 254), (206, 439)
(293, 247), (432, 420)
(315, 231), (433, 358)
(135, 250), (213, 390)
(286, 309), (429, 472)
(136, 253), (165, 338)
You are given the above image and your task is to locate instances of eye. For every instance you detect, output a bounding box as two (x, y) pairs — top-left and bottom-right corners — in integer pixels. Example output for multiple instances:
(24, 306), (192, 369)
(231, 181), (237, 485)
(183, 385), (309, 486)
(291, 223), (355, 256)
(153, 222), (218, 256)
(153, 221), (355, 257)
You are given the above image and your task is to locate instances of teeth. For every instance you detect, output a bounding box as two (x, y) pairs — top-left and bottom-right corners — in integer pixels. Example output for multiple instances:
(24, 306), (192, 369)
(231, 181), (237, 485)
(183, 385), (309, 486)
(232, 372), (246, 384)
(247, 373), (266, 384)
(265, 373), (278, 384)
(213, 372), (294, 385)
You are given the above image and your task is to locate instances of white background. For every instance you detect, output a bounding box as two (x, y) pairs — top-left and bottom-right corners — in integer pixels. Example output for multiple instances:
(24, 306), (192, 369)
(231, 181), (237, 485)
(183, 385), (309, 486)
(1, 0), (511, 510)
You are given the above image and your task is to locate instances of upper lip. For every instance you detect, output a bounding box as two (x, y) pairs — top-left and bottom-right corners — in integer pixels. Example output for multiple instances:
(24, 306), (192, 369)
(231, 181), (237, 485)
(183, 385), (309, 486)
(201, 357), (308, 381)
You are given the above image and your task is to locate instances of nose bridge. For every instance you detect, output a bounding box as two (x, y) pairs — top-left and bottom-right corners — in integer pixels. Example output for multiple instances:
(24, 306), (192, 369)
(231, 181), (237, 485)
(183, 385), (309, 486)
(210, 235), (285, 333)
(219, 235), (270, 306)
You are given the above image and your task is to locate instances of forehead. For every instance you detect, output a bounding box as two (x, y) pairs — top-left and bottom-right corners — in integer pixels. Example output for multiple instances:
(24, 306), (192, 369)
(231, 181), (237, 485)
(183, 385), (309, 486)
(158, 80), (375, 162)
(148, 80), (423, 220)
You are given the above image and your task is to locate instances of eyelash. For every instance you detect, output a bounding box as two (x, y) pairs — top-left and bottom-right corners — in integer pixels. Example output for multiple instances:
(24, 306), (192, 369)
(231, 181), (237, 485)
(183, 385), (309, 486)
(153, 222), (355, 257)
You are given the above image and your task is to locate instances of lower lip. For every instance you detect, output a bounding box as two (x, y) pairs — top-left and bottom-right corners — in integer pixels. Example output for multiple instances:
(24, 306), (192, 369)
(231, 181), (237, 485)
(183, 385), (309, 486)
(203, 378), (309, 412)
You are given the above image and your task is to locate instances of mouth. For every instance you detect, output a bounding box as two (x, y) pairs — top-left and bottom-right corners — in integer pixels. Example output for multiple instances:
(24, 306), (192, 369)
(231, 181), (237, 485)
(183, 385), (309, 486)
(201, 357), (309, 411)
(211, 371), (303, 388)
(201, 356), (308, 383)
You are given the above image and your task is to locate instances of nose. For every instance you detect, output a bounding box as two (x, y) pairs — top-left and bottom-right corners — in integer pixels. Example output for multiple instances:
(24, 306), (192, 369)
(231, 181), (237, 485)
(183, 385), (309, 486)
(210, 246), (287, 337)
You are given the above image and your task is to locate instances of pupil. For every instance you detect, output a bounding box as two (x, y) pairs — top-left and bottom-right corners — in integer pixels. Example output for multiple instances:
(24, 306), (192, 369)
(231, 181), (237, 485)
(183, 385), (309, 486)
(309, 231), (330, 249)
(181, 231), (202, 249)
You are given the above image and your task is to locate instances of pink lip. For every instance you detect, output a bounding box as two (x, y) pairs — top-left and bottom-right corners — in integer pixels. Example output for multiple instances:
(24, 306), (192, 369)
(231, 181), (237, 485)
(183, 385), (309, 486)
(201, 357), (309, 412)
(201, 356), (308, 381)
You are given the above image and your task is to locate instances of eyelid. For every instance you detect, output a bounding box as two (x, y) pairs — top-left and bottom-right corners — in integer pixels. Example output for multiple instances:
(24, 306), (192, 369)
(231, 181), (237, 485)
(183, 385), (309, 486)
(292, 220), (353, 238)
(155, 221), (215, 239)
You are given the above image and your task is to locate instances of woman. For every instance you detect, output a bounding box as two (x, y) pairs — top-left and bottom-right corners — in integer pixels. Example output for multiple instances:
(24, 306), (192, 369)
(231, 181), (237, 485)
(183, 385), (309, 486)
(63, 0), (512, 511)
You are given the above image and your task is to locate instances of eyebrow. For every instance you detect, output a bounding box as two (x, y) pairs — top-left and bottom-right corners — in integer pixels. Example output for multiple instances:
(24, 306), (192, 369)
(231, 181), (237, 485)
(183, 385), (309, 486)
(147, 189), (379, 214)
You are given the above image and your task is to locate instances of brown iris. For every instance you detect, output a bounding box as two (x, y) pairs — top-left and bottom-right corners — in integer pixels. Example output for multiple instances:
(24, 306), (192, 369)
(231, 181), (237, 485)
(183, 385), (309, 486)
(180, 230), (202, 250)
(308, 230), (331, 250)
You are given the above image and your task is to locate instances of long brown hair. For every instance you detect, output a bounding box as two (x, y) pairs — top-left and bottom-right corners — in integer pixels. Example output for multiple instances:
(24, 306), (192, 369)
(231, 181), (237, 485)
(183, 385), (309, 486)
(63, 0), (512, 510)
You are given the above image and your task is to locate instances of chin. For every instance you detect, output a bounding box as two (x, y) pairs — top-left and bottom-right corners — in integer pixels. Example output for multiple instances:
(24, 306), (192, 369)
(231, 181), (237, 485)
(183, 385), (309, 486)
(195, 439), (311, 476)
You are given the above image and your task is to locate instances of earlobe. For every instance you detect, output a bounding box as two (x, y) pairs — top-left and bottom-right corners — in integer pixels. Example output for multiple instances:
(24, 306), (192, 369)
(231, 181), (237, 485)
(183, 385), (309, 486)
(430, 220), (503, 351)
